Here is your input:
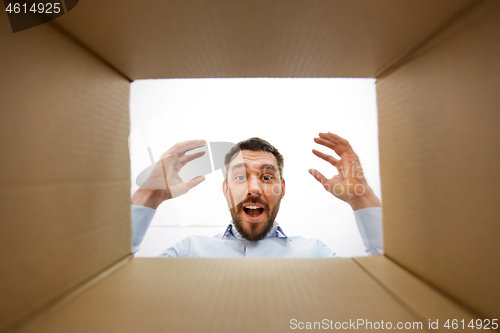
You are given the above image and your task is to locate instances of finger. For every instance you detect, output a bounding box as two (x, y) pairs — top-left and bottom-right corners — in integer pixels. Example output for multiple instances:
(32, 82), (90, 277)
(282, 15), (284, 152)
(319, 132), (351, 147)
(318, 132), (340, 144)
(173, 139), (207, 151)
(179, 151), (205, 166)
(318, 132), (354, 154)
(314, 137), (348, 156)
(308, 168), (328, 185)
(312, 149), (340, 168)
(171, 140), (207, 157)
(185, 176), (206, 192)
(162, 140), (207, 158)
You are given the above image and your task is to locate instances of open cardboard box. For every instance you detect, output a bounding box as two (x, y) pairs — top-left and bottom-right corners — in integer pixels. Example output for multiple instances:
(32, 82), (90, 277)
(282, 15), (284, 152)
(1, 0), (499, 331)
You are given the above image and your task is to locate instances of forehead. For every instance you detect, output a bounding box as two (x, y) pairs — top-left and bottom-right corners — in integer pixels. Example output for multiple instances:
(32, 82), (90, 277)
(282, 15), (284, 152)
(228, 150), (278, 170)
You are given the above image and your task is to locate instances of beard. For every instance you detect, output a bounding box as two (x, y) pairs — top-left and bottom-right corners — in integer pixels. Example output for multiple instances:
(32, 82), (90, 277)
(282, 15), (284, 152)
(229, 197), (281, 241)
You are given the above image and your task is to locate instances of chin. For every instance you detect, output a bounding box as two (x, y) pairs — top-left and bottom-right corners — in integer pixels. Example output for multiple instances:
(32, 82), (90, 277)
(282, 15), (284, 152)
(243, 218), (267, 230)
(234, 213), (273, 242)
(231, 201), (280, 241)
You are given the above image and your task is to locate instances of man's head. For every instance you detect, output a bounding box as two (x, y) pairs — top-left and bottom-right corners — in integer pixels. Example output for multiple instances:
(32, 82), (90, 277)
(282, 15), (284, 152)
(222, 138), (285, 241)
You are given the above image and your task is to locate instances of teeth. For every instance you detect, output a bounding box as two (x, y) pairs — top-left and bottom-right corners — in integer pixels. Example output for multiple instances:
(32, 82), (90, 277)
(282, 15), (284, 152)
(246, 205), (261, 209)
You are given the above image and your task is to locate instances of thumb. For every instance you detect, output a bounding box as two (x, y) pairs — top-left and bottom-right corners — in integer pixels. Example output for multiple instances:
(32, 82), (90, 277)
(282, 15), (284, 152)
(185, 176), (206, 192)
(309, 169), (327, 186)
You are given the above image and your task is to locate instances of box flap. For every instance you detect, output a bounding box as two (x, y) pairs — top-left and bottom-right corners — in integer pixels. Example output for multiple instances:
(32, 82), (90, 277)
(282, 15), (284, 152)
(376, 0), (500, 319)
(17, 258), (426, 332)
(0, 14), (131, 331)
(53, 0), (477, 80)
(355, 256), (478, 330)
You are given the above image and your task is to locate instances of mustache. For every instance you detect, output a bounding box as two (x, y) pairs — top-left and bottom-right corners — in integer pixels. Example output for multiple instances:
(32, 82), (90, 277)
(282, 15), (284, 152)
(235, 197), (269, 212)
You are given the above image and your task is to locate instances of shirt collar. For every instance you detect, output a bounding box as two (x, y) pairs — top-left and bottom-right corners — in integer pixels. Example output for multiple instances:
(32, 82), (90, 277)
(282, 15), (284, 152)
(222, 222), (291, 241)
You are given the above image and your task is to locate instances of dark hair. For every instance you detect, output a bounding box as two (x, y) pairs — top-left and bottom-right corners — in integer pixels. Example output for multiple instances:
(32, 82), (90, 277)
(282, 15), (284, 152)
(224, 137), (284, 179)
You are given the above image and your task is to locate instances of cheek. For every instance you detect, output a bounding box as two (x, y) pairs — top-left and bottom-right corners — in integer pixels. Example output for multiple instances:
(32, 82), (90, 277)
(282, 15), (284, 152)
(227, 184), (248, 206)
(263, 183), (283, 199)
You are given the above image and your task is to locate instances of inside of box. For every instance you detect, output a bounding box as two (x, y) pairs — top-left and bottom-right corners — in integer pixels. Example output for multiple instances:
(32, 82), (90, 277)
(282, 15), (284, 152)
(1, 0), (499, 331)
(12, 258), (479, 333)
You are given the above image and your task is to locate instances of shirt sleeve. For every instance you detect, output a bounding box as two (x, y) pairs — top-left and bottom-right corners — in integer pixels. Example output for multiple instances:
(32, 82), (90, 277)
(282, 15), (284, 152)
(354, 207), (383, 255)
(131, 205), (156, 255)
(159, 237), (190, 257)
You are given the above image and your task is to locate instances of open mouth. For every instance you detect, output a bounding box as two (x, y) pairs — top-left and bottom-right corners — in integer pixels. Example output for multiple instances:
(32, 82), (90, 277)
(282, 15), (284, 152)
(242, 205), (265, 222)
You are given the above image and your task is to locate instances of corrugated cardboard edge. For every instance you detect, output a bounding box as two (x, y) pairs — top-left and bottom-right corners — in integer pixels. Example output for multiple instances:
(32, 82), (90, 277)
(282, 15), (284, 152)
(1, 13), (132, 330)
(7, 255), (132, 333)
(48, 21), (132, 81)
(375, 0), (500, 319)
(354, 256), (479, 332)
(376, 0), (487, 80)
(11, 257), (486, 333)
(12, 258), (432, 333)
(47, 0), (478, 79)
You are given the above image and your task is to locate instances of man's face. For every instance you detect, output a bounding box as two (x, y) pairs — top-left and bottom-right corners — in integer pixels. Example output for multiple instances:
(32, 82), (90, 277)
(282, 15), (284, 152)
(222, 150), (285, 241)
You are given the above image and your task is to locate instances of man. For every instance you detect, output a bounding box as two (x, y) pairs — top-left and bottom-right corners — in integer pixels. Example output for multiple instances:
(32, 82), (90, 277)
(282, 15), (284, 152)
(132, 132), (382, 257)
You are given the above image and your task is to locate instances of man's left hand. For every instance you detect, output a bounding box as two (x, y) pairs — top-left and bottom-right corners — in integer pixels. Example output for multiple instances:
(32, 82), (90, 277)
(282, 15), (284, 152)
(309, 132), (381, 211)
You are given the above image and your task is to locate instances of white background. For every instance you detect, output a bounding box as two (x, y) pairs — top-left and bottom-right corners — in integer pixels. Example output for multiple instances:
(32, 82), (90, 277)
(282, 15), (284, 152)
(129, 78), (380, 257)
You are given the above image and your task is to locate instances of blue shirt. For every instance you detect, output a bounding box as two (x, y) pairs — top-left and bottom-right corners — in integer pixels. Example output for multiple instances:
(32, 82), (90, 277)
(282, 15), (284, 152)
(132, 205), (382, 258)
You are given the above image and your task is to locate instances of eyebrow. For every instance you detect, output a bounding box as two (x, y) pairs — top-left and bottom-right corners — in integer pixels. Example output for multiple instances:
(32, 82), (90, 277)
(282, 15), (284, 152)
(229, 162), (277, 173)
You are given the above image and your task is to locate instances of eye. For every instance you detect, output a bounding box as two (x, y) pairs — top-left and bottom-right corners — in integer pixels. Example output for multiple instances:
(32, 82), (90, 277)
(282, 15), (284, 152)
(235, 175), (246, 181)
(262, 175), (273, 181)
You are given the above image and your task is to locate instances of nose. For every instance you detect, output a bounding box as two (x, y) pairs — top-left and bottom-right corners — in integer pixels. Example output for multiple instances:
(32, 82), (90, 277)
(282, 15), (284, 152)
(247, 176), (261, 196)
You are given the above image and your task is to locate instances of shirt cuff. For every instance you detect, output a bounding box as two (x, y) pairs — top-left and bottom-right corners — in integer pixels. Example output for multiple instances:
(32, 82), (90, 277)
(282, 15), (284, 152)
(354, 207), (383, 255)
(131, 205), (156, 254)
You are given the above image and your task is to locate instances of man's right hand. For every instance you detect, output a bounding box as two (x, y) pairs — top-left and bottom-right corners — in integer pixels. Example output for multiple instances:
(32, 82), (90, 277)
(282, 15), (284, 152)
(131, 140), (207, 210)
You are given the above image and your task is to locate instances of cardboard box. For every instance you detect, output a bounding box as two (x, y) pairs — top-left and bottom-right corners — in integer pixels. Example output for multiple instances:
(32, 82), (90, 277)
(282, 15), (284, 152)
(1, 0), (498, 331)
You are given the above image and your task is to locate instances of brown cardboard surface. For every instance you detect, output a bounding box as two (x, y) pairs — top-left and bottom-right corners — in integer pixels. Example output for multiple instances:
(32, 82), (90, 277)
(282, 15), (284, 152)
(0, 13), (131, 331)
(2, 0), (499, 331)
(16, 258), (429, 333)
(376, 0), (500, 319)
(355, 256), (478, 331)
(52, 0), (478, 80)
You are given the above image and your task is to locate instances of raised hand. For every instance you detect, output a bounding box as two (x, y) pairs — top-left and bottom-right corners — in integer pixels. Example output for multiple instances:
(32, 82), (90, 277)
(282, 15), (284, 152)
(308, 132), (380, 210)
(132, 140), (207, 209)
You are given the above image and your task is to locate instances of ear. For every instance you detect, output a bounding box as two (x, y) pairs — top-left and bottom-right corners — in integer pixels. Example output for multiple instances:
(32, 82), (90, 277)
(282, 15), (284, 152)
(280, 178), (286, 199)
(222, 179), (229, 198)
(222, 179), (235, 209)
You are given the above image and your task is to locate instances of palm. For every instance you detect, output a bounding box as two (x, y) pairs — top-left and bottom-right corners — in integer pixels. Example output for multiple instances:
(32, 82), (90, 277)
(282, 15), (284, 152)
(138, 140), (207, 201)
(320, 153), (365, 202)
(162, 154), (198, 198)
(309, 133), (369, 203)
